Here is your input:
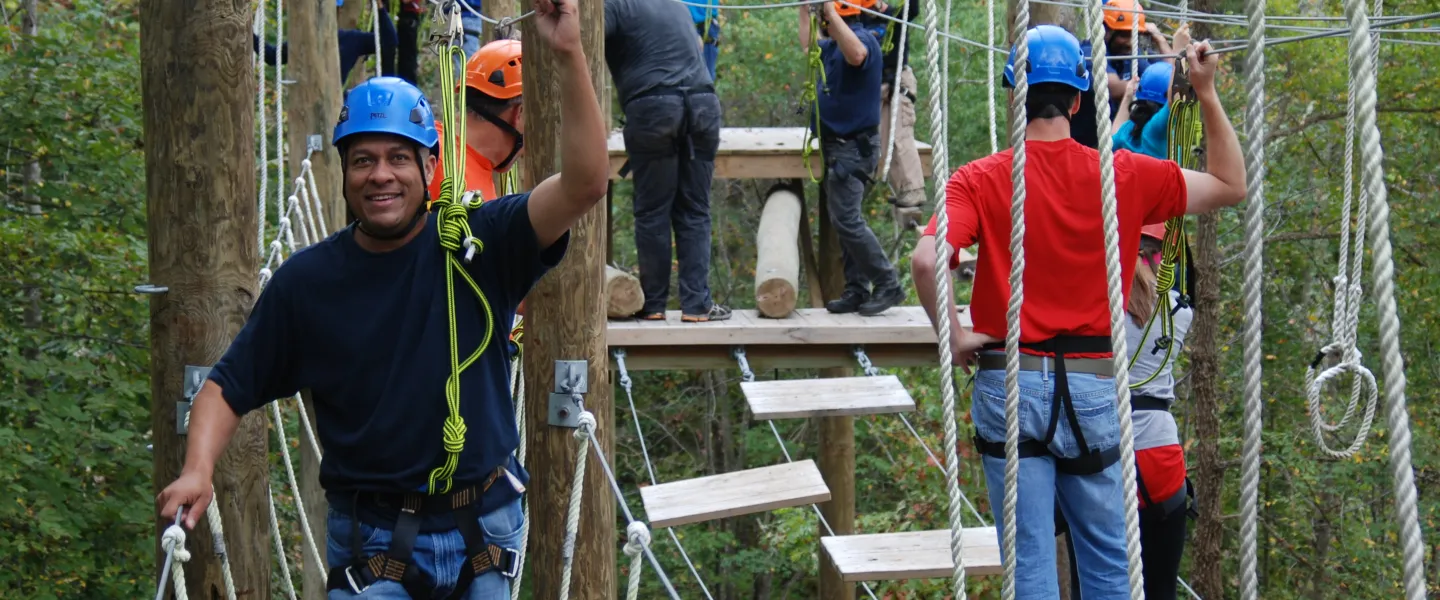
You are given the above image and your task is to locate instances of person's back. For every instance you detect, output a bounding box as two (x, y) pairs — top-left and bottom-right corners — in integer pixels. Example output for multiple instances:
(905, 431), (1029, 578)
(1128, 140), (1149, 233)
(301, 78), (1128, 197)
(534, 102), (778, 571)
(604, 0), (713, 106)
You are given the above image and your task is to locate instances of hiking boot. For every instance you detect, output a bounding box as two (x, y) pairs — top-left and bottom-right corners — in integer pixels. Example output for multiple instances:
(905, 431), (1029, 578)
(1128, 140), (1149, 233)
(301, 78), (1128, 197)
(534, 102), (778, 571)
(826, 290), (870, 314)
(682, 304), (732, 323)
(859, 283), (905, 316)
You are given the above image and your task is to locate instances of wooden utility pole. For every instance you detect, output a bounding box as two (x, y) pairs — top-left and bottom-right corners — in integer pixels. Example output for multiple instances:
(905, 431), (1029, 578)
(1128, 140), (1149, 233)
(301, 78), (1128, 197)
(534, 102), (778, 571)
(286, 2), (346, 598)
(139, 1), (267, 599)
(520, 5), (614, 600)
(813, 193), (855, 600)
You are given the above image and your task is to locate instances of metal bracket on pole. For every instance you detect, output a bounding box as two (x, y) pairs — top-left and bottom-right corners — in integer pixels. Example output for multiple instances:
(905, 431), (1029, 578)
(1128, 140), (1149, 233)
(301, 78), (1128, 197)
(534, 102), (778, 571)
(178, 365), (212, 435)
(548, 359), (588, 428)
(307, 134), (324, 155)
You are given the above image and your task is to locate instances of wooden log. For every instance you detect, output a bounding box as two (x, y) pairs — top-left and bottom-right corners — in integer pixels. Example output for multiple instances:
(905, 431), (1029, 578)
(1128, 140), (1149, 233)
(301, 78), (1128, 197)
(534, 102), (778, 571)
(520, 3), (615, 598)
(755, 187), (802, 318)
(139, 0), (267, 596)
(605, 265), (643, 318)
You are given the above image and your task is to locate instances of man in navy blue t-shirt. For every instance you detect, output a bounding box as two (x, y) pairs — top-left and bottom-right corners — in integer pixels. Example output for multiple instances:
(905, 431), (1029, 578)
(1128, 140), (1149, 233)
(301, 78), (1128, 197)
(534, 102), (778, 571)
(802, 0), (903, 317)
(156, 1), (609, 598)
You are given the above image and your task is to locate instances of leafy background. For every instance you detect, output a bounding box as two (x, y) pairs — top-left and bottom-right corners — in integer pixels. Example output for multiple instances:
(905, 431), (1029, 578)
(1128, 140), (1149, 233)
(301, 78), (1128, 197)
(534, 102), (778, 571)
(1, 0), (1436, 598)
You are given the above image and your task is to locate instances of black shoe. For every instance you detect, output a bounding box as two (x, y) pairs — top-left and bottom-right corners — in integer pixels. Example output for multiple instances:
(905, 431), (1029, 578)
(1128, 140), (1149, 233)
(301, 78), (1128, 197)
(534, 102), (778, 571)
(859, 283), (905, 316)
(826, 290), (869, 314)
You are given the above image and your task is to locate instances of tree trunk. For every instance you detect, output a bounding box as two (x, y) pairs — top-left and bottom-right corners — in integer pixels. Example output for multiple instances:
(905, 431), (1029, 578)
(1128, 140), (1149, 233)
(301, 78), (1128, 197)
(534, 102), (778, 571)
(139, 1), (267, 598)
(484, 0), (522, 41)
(813, 187), (855, 600)
(20, 0), (42, 381)
(519, 6), (615, 598)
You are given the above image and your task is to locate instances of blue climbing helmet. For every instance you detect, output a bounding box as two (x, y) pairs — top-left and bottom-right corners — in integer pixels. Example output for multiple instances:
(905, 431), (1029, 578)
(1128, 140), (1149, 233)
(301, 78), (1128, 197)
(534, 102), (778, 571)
(1135, 61), (1174, 105)
(332, 76), (440, 151)
(1002, 25), (1091, 92)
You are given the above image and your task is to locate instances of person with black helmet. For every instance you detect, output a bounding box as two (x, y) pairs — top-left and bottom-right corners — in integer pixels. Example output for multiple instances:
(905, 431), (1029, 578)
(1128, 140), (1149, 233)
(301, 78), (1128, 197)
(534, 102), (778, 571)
(155, 0), (608, 597)
(912, 24), (1245, 598)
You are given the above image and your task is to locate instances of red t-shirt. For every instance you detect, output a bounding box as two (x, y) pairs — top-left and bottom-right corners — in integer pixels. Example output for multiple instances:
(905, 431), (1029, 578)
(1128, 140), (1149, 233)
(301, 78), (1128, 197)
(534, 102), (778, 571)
(923, 139), (1187, 357)
(428, 121), (498, 203)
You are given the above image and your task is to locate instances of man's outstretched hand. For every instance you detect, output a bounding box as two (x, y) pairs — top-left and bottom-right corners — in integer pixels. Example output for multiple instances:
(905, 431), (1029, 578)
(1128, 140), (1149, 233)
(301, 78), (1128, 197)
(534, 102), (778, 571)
(157, 471), (213, 530)
(533, 0), (581, 56)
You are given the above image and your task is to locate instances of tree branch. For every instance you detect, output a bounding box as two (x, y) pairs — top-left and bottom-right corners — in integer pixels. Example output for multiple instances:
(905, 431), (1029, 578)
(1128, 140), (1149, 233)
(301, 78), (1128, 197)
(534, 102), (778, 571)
(1271, 105), (1440, 142)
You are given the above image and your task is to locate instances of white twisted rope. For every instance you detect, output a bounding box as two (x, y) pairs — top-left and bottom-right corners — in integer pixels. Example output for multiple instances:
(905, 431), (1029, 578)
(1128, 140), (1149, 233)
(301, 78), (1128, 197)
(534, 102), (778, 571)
(1304, 0), (1381, 460)
(986, 0), (997, 153)
(203, 494), (239, 600)
(997, 3), (1029, 600)
(557, 410), (595, 600)
(267, 488), (300, 600)
(509, 352), (532, 600)
(1343, 0), (1429, 593)
(1236, 0), (1268, 594)
(1082, 2), (1146, 597)
(372, 0), (384, 77)
(159, 522), (192, 600)
(623, 521), (652, 600)
(879, 0), (910, 183)
(917, 0), (968, 587)
(255, 0), (268, 253)
(268, 401), (328, 574)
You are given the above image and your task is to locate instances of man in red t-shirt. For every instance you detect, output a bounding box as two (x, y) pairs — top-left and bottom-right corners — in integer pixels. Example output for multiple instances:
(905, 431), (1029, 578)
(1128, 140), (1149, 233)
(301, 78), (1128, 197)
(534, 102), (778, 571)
(911, 26), (1245, 599)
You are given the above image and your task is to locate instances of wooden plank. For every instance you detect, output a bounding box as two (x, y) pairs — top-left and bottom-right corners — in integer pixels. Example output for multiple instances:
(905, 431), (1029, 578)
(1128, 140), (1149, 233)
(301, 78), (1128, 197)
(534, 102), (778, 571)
(742, 375), (916, 419)
(607, 306), (967, 347)
(610, 343), (939, 372)
(640, 460), (832, 528)
(608, 127), (932, 180)
(820, 528), (1004, 582)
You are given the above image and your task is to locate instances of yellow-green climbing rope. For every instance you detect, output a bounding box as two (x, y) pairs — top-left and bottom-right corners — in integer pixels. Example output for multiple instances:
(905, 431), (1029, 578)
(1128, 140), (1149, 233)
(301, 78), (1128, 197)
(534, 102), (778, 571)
(427, 41), (498, 495)
(800, 11), (827, 184)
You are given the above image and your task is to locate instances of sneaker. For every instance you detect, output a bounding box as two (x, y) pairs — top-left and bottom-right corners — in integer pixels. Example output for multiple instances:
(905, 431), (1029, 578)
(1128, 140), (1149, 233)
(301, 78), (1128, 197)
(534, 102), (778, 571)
(859, 283), (905, 316)
(826, 290), (870, 314)
(682, 304), (732, 323)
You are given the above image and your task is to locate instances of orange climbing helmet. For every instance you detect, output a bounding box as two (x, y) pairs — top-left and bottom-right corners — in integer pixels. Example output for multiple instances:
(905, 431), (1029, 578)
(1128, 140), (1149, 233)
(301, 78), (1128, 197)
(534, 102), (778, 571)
(832, 0), (878, 17)
(464, 39), (523, 99)
(1141, 223), (1167, 241)
(1103, 0), (1146, 31)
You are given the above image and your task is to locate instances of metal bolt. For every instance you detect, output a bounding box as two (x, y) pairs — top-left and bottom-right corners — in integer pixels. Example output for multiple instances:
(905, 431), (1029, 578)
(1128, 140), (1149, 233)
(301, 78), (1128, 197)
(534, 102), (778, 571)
(134, 284), (169, 295)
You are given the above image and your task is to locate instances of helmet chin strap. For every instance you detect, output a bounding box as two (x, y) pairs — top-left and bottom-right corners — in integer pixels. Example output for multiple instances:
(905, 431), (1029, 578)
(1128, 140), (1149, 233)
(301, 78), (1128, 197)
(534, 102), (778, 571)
(477, 109), (524, 172)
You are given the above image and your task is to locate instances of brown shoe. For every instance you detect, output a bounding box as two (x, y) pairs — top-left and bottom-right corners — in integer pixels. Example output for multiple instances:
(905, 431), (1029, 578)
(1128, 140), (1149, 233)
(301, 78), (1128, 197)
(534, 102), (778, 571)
(682, 305), (732, 323)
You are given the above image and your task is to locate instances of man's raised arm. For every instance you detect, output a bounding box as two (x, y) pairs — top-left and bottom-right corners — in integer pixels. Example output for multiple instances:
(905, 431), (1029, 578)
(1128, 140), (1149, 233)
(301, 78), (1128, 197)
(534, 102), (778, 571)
(527, 0), (610, 248)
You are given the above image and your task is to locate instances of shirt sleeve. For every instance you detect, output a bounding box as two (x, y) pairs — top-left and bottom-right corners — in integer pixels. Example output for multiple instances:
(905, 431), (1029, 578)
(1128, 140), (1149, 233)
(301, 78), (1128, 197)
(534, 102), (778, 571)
(1129, 153), (1189, 224)
(207, 267), (302, 417)
(921, 166), (982, 270)
(468, 192), (571, 305)
(604, 0), (618, 38)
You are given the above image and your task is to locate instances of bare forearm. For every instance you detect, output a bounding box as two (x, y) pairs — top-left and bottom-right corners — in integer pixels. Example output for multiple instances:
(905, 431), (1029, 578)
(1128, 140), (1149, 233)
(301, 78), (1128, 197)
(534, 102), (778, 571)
(181, 381), (243, 479)
(827, 17), (868, 65)
(557, 50), (607, 210)
(1199, 86), (1245, 197)
(912, 240), (965, 346)
(799, 9), (811, 50)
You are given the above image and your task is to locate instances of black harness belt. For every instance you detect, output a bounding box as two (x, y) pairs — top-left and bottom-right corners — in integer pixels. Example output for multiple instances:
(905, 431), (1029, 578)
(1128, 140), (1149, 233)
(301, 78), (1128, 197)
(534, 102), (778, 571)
(616, 84), (717, 179)
(327, 467), (519, 599)
(971, 336), (1120, 476)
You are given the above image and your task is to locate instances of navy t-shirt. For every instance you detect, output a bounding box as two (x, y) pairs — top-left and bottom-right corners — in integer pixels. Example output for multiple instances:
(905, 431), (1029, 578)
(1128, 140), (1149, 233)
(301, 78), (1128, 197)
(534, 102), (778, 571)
(209, 193), (567, 519)
(812, 24), (883, 138)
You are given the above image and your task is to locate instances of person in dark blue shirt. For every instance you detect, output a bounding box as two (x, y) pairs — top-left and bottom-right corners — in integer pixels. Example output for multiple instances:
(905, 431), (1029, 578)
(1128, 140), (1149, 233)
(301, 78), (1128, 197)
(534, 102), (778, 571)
(253, 2), (399, 85)
(1100, 0), (1175, 118)
(157, 1), (610, 597)
(802, 0), (903, 317)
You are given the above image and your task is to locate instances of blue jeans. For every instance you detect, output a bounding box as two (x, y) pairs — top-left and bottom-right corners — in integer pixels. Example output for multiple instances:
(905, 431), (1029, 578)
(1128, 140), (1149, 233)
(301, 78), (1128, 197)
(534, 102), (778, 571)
(325, 497), (525, 599)
(971, 364), (1130, 600)
(697, 21), (719, 80)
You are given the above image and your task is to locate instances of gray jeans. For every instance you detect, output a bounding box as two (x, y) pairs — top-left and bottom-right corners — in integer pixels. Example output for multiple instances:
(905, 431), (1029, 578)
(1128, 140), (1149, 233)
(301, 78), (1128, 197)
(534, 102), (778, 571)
(623, 91), (722, 314)
(823, 131), (898, 296)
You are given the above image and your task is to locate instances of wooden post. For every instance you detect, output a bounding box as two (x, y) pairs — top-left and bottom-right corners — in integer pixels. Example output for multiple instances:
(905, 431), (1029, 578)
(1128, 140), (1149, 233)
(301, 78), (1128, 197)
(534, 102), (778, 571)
(520, 5), (614, 600)
(139, 1), (267, 598)
(286, 1), (345, 597)
(813, 184), (855, 600)
(755, 186), (802, 318)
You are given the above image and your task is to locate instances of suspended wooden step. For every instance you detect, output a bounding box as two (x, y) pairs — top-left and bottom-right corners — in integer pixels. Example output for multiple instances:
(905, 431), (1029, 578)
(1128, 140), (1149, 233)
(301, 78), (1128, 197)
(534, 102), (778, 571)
(741, 375), (915, 420)
(640, 460), (831, 528)
(820, 528), (1004, 582)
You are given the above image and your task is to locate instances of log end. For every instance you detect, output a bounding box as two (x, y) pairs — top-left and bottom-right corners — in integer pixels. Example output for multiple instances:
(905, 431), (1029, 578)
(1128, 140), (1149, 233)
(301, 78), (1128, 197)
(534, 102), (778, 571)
(756, 276), (797, 318)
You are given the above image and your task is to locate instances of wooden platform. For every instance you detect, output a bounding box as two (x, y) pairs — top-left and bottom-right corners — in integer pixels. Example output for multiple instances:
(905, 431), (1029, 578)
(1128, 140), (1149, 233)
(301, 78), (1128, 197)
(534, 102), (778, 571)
(639, 460), (832, 528)
(606, 306), (968, 371)
(608, 127), (933, 181)
(741, 375), (916, 420)
(820, 528), (1004, 582)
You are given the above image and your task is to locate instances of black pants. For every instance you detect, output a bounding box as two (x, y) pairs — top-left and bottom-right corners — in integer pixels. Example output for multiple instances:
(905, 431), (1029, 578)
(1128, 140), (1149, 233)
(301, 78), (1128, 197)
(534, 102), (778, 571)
(1058, 497), (1188, 600)
(622, 91), (722, 315)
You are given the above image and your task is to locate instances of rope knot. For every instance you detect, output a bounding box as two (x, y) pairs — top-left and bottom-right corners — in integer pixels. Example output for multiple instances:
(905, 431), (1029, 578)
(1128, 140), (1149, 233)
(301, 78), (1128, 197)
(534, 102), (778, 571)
(624, 521), (651, 557)
(462, 236), (482, 263)
(161, 524), (191, 563)
(441, 416), (468, 453)
(575, 411), (596, 439)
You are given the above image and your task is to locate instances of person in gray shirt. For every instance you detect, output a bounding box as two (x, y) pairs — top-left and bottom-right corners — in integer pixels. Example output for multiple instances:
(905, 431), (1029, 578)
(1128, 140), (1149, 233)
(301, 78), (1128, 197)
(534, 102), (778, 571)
(605, 0), (730, 322)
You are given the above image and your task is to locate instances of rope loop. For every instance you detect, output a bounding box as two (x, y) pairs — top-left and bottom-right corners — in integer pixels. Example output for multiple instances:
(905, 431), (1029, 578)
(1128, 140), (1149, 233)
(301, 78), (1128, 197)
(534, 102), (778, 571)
(624, 521), (652, 557)
(442, 415), (469, 454)
(162, 524), (192, 564)
(575, 410), (597, 440)
(1305, 359), (1379, 459)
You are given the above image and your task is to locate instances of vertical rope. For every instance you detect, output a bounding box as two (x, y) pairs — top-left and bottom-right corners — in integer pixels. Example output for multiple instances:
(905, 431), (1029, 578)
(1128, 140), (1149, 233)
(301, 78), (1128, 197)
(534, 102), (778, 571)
(623, 522), (652, 600)
(256, 0), (268, 252)
(918, 0), (968, 590)
(1083, 0), (1146, 595)
(879, 0), (910, 183)
(995, 7), (1029, 600)
(1236, 0), (1268, 592)
(372, 0), (384, 77)
(203, 493), (239, 600)
(557, 411), (596, 600)
(266, 488), (299, 600)
(275, 0), (285, 232)
(985, 0), (997, 153)
(1344, 0), (1429, 594)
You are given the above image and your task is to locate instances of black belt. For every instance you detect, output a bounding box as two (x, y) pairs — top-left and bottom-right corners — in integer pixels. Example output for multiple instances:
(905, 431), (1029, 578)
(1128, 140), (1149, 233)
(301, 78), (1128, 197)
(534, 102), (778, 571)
(972, 336), (1121, 476)
(616, 85), (717, 179)
(327, 467), (519, 599)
